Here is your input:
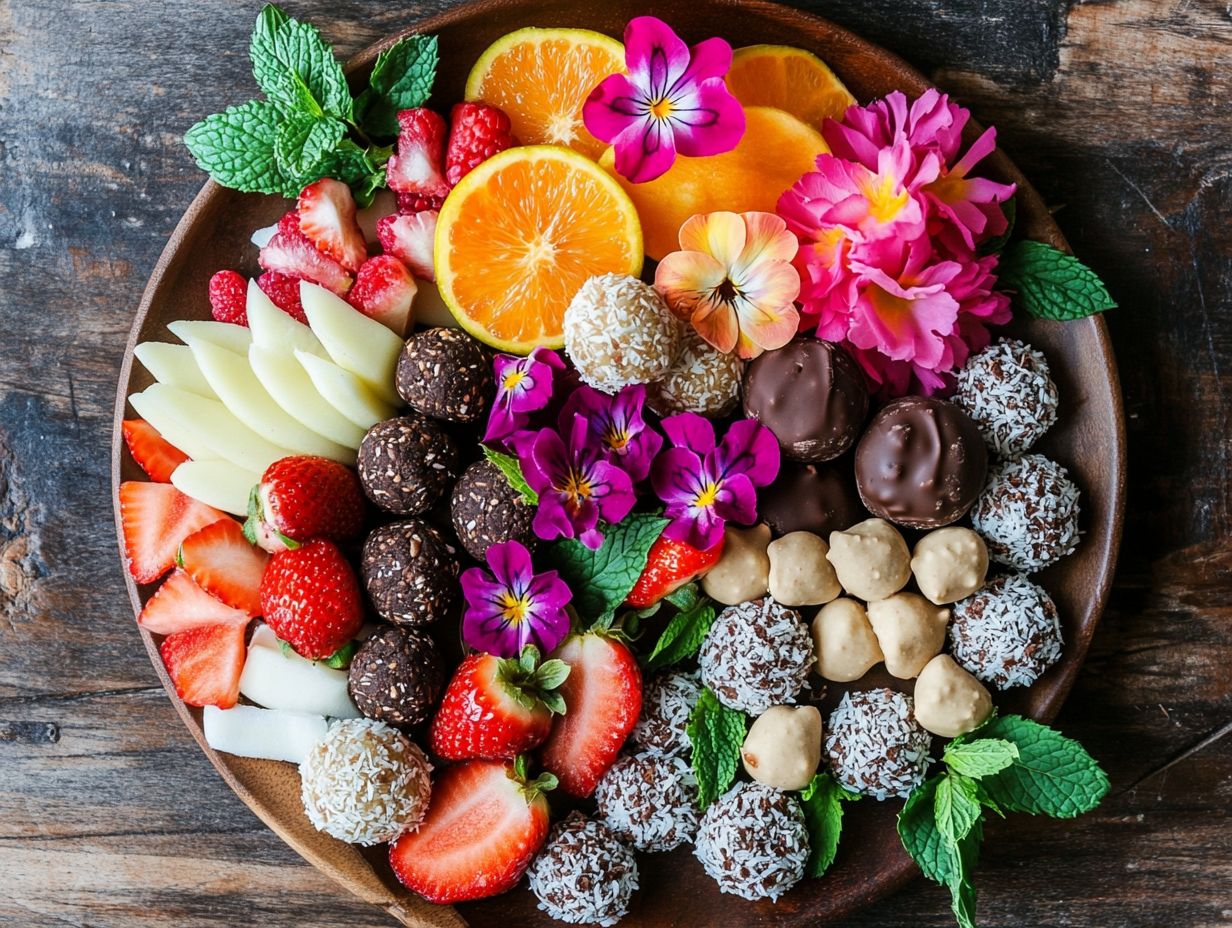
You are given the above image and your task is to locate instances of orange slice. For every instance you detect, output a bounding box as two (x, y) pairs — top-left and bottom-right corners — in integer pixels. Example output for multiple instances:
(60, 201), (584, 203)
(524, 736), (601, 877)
(465, 28), (625, 160)
(726, 44), (856, 130)
(435, 146), (643, 353)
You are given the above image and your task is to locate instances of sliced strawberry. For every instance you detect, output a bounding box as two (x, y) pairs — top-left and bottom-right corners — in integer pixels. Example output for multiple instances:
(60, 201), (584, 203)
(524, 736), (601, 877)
(256, 271), (308, 323)
(245, 455), (366, 553)
(178, 518), (268, 617)
(445, 102), (515, 187)
(389, 758), (554, 903)
(625, 535), (724, 609)
(376, 211), (437, 281)
(138, 568), (251, 636)
(119, 482), (227, 584)
(122, 418), (189, 483)
(297, 178), (368, 272)
(259, 212), (353, 295)
(159, 622), (247, 708)
(347, 254), (418, 336)
(208, 270), (248, 325)
(386, 108), (450, 201)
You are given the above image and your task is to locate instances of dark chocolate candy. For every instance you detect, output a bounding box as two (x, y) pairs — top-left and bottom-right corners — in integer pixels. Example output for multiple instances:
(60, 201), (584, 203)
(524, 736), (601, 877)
(358, 414), (459, 516)
(347, 625), (444, 727)
(361, 519), (459, 626)
(758, 460), (865, 537)
(450, 459), (538, 560)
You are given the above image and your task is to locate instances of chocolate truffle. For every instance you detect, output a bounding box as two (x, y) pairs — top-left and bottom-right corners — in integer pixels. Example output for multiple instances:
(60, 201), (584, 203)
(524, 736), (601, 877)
(632, 670), (701, 756)
(854, 396), (988, 529)
(954, 338), (1059, 458)
(361, 520), (459, 626)
(526, 813), (639, 928)
(743, 338), (869, 462)
(698, 598), (814, 714)
(595, 750), (700, 852)
(758, 460), (865, 537)
(396, 327), (494, 424)
(347, 626), (444, 727)
(970, 453), (1081, 572)
(449, 459), (537, 560)
(949, 572), (1063, 689)
(694, 782), (809, 902)
(358, 415), (459, 516)
(825, 688), (931, 800)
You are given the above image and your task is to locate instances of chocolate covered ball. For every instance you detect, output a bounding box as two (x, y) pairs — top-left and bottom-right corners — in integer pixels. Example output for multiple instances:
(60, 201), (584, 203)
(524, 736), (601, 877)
(358, 415), (459, 516)
(526, 814), (639, 927)
(361, 520), (459, 626)
(758, 460), (865, 537)
(743, 338), (869, 462)
(396, 327), (494, 424)
(348, 626), (444, 727)
(450, 459), (538, 560)
(854, 396), (988, 529)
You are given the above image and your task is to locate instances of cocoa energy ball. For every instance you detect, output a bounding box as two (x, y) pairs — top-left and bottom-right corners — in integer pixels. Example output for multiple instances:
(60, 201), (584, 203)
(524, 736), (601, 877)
(396, 327), (494, 424)
(347, 625), (444, 727)
(631, 670), (701, 756)
(970, 453), (1081, 573)
(949, 572), (1064, 689)
(449, 459), (537, 560)
(825, 688), (931, 800)
(361, 520), (459, 626)
(953, 338), (1059, 458)
(526, 813), (639, 928)
(595, 750), (699, 853)
(757, 459), (865, 537)
(698, 598), (814, 715)
(358, 415), (458, 516)
(694, 782), (810, 902)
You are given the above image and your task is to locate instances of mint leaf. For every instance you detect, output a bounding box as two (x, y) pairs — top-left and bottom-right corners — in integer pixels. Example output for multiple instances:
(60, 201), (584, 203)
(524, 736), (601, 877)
(250, 4), (352, 120)
(900, 776), (984, 928)
(545, 514), (668, 625)
(980, 196), (1016, 255)
(275, 114), (346, 190)
(947, 824), (982, 928)
(185, 100), (288, 195)
(362, 35), (439, 137)
(482, 446), (539, 505)
(645, 588), (716, 670)
(943, 738), (1020, 779)
(800, 773), (848, 877)
(977, 715), (1110, 817)
(997, 240), (1116, 320)
(934, 772), (983, 844)
(321, 640), (357, 669)
(686, 687), (746, 808)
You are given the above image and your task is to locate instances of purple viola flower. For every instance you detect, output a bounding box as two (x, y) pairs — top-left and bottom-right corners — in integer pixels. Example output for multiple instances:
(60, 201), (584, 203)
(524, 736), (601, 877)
(560, 384), (664, 483)
(521, 415), (637, 550)
(650, 414), (781, 549)
(583, 16), (746, 184)
(460, 540), (573, 658)
(483, 347), (567, 445)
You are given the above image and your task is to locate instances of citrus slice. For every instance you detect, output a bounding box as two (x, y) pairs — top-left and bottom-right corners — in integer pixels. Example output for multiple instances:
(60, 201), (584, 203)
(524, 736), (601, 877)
(435, 145), (643, 353)
(465, 27), (625, 160)
(726, 44), (856, 130)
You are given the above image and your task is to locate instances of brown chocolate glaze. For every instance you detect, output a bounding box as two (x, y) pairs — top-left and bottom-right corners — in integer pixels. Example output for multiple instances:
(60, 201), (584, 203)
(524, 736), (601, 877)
(854, 396), (987, 529)
(758, 459), (866, 537)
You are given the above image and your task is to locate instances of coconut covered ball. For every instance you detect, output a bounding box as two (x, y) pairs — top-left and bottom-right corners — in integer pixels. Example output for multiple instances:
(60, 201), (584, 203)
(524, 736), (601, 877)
(595, 750), (700, 853)
(971, 453), (1081, 572)
(825, 689), (931, 800)
(698, 598), (814, 715)
(632, 670), (701, 756)
(694, 782), (810, 902)
(949, 572), (1064, 689)
(647, 329), (743, 417)
(526, 813), (639, 928)
(299, 718), (431, 846)
(953, 338), (1059, 458)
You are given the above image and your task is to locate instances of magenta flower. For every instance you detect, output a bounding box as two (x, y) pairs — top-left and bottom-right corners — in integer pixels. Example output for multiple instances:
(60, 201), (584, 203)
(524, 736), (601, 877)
(650, 414), (780, 549)
(583, 16), (745, 184)
(560, 384), (664, 483)
(460, 541), (573, 658)
(484, 348), (567, 445)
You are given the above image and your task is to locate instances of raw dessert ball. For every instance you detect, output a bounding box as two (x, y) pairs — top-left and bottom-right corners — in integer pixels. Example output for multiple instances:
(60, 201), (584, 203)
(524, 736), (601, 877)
(450, 459), (537, 560)
(361, 520), (459, 626)
(358, 414), (459, 515)
(595, 750), (699, 852)
(949, 572), (1063, 689)
(347, 626), (444, 727)
(396, 327), (494, 424)
(700, 523), (771, 605)
(758, 459), (865, 537)
(914, 654), (994, 738)
(694, 781), (810, 902)
(698, 598), (814, 714)
(299, 718), (432, 846)
(741, 705), (823, 791)
(826, 518), (911, 602)
(865, 593), (951, 679)
(953, 338), (1059, 457)
(812, 598), (884, 683)
(564, 273), (682, 393)
(911, 527), (989, 605)
(632, 670), (701, 755)
(743, 337), (869, 462)
(526, 813), (639, 928)
(971, 453), (1081, 572)
(825, 688), (930, 800)
(647, 329), (743, 417)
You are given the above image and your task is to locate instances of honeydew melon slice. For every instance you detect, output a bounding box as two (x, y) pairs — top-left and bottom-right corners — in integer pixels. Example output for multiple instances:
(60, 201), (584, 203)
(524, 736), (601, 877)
(170, 459), (261, 516)
(248, 345), (367, 449)
(245, 280), (328, 358)
(167, 319), (253, 356)
(127, 389), (219, 462)
(203, 704), (329, 764)
(132, 341), (217, 399)
(239, 624), (360, 719)
(296, 349), (396, 430)
(299, 281), (403, 405)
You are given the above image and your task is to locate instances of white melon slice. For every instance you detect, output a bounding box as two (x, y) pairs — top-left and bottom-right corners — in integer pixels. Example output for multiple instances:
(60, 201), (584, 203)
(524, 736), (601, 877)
(127, 389), (219, 462)
(203, 704), (329, 764)
(248, 345), (367, 449)
(296, 350), (396, 430)
(239, 624), (360, 719)
(133, 341), (217, 398)
(167, 319), (253, 355)
(411, 278), (461, 329)
(245, 279), (327, 358)
(171, 459), (260, 516)
(299, 281), (403, 404)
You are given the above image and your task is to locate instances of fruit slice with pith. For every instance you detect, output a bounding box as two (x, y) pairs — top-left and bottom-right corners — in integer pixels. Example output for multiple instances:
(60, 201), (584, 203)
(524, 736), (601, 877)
(725, 45), (856, 131)
(179, 517), (269, 617)
(119, 481), (227, 584)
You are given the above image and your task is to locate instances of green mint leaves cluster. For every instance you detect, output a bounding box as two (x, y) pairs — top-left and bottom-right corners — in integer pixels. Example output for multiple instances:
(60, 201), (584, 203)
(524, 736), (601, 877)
(645, 583), (716, 670)
(185, 4), (437, 204)
(545, 513), (668, 626)
(997, 239), (1116, 321)
(686, 688), (746, 808)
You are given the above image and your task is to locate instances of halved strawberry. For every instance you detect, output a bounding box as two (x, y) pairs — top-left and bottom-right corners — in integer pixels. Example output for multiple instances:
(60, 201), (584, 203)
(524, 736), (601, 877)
(259, 212), (353, 295)
(297, 178), (368, 272)
(122, 418), (189, 483)
(538, 633), (642, 797)
(625, 534), (724, 608)
(386, 108), (450, 202)
(178, 518), (268, 617)
(389, 758), (554, 904)
(347, 254), (418, 336)
(159, 622), (248, 708)
(138, 568), (251, 636)
(376, 211), (437, 281)
(119, 482), (226, 584)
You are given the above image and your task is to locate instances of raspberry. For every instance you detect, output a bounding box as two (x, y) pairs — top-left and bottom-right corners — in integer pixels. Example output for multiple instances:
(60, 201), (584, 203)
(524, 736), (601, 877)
(208, 270), (248, 325)
(445, 102), (515, 187)
(257, 271), (308, 323)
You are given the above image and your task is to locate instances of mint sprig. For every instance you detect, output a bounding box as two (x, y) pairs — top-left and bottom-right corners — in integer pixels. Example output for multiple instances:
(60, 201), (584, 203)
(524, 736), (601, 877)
(800, 773), (859, 877)
(974, 715), (1110, 817)
(997, 239), (1116, 321)
(358, 35), (440, 137)
(644, 583), (716, 670)
(545, 514), (668, 626)
(686, 687), (746, 809)
(184, 101), (288, 195)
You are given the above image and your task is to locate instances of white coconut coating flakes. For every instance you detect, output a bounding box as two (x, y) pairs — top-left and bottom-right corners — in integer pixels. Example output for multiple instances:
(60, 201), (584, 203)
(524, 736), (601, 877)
(694, 781), (810, 902)
(971, 453), (1082, 572)
(698, 598), (814, 715)
(950, 572), (1064, 689)
(299, 718), (432, 846)
(954, 338), (1059, 458)
(631, 670), (701, 756)
(526, 813), (639, 927)
(825, 689), (931, 800)
(647, 329), (744, 417)
(595, 750), (700, 853)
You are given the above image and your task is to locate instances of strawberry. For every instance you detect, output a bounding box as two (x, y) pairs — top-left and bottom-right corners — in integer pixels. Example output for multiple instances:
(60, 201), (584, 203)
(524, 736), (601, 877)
(178, 518), (269, 617)
(445, 102), (515, 187)
(376, 211), (437, 281)
(259, 212), (353, 295)
(397, 191), (445, 214)
(430, 646), (571, 761)
(538, 632), (642, 797)
(389, 757), (554, 904)
(347, 255), (418, 336)
(386, 108), (450, 204)
(297, 178), (368, 272)
(138, 567), (250, 636)
(625, 535), (724, 608)
(256, 270), (308, 323)
(244, 455), (366, 554)
(122, 418), (189, 483)
(259, 538), (363, 659)
(119, 481), (226, 584)
(159, 621), (248, 708)
(208, 270), (248, 325)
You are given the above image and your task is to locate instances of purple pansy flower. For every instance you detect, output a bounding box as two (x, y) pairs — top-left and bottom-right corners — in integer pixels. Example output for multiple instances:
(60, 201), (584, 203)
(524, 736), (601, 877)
(650, 414), (780, 549)
(583, 16), (746, 184)
(560, 384), (664, 483)
(460, 541), (573, 658)
(521, 415), (637, 550)
(483, 348), (567, 445)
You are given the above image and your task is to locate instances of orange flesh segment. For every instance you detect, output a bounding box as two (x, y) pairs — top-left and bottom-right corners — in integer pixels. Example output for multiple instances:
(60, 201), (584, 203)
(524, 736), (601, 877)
(726, 45), (857, 130)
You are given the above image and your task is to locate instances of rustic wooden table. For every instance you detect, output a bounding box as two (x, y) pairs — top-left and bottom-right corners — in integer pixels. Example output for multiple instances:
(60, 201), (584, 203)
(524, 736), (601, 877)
(2, 0), (1229, 925)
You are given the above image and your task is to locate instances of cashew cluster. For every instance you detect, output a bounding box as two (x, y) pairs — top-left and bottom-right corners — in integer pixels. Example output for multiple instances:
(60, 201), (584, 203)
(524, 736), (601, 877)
(740, 705), (823, 790)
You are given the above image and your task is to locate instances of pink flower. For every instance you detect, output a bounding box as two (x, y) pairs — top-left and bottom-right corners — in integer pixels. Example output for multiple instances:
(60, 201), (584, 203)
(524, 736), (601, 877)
(583, 16), (745, 184)
(484, 348), (567, 446)
(560, 384), (664, 483)
(460, 541), (573, 658)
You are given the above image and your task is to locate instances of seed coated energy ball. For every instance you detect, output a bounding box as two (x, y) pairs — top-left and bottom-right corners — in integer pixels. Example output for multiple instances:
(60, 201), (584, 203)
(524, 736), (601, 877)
(396, 327), (494, 424)
(698, 598), (814, 714)
(358, 414), (459, 516)
(526, 813), (639, 928)
(450, 459), (537, 560)
(949, 572), (1063, 689)
(595, 750), (699, 852)
(632, 670), (702, 756)
(825, 688), (931, 800)
(647, 329), (743, 417)
(953, 338), (1059, 458)
(971, 453), (1082, 572)
(347, 625), (444, 727)
(361, 520), (459, 626)
(694, 782), (810, 902)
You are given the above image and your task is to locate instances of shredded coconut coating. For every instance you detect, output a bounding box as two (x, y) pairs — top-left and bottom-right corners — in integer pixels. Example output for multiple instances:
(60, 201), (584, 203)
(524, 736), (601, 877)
(694, 782), (809, 902)
(631, 671), (701, 756)
(699, 598), (814, 714)
(950, 572), (1063, 689)
(526, 813), (639, 927)
(647, 329), (744, 417)
(299, 718), (432, 846)
(971, 453), (1081, 572)
(954, 338), (1059, 458)
(825, 689), (931, 800)
(595, 750), (700, 852)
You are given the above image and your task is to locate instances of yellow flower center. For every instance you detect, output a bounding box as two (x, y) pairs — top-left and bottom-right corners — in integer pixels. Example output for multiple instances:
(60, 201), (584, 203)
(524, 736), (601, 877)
(502, 369), (527, 391)
(650, 97), (673, 120)
(862, 173), (910, 224)
(558, 469), (593, 511)
(604, 425), (631, 452)
(694, 481), (721, 508)
(499, 591), (532, 626)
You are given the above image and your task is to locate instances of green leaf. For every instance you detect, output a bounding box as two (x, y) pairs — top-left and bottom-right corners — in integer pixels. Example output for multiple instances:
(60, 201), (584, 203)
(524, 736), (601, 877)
(979, 196), (1016, 255)
(250, 4), (352, 120)
(976, 715), (1110, 818)
(899, 776), (985, 928)
(947, 824), (982, 928)
(274, 114), (346, 190)
(664, 583), (700, 611)
(645, 590), (716, 671)
(686, 688), (746, 809)
(184, 100), (288, 195)
(363, 35), (439, 137)
(321, 640), (358, 669)
(482, 446), (539, 505)
(800, 773), (848, 877)
(943, 738), (1020, 779)
(997, 240), (1116, 321)
(934, 772), (983, 844)
(545, 513), (668, 625)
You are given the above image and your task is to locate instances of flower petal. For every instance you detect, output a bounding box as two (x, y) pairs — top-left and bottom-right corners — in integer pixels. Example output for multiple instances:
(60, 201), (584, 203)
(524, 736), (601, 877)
(484, 540), (534, 590)
(650, 445), (707, 506)
(582, 72), (646, 144)
(679, 210), (746, 267)
(713, 419), (780, 487)
(669, 78), (745, 158)
(624, 16), (691, 98)
(690, 298), (741, 354)
(661, 411), (718, 456)
(732, 212), (797, 274)
(654, 248), (728, 318)
(679, 36), (733, 84)
(712, 471), (758, 525)
(612, 115), (678, 184)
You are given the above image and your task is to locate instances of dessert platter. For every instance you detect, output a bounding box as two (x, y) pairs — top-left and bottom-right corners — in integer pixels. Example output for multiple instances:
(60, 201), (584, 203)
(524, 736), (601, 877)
(110, 1), (1125, 926)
